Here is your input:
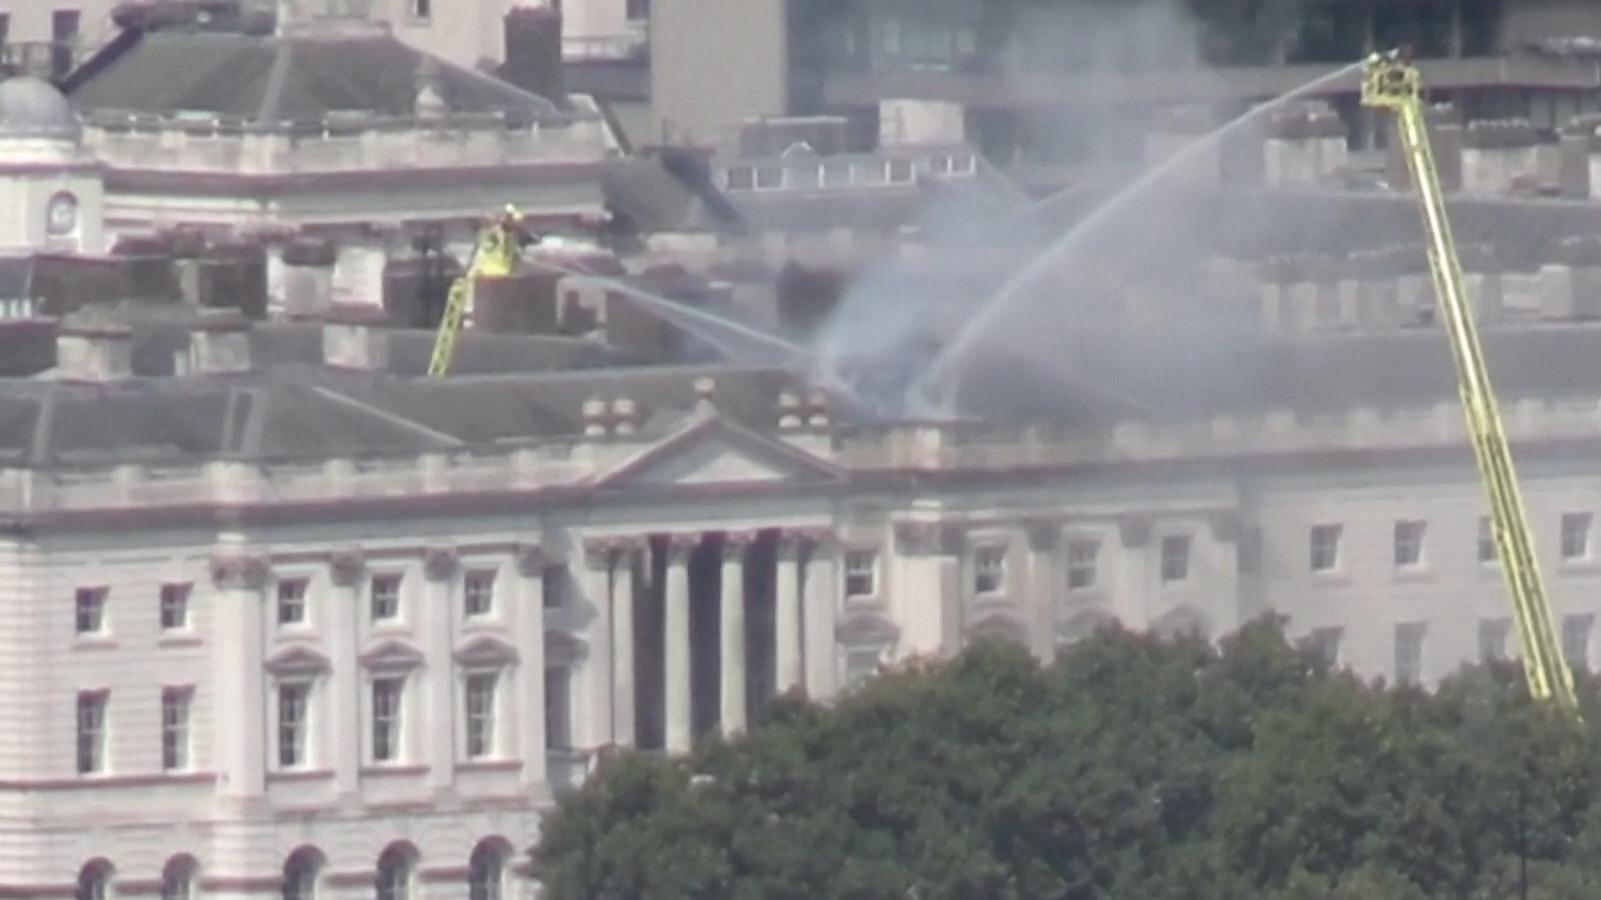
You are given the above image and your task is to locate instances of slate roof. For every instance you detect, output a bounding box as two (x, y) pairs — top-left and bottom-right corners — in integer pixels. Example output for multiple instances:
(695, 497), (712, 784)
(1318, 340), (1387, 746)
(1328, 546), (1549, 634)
(68, 29), (559, 124)
(949, 320), (1601, 426)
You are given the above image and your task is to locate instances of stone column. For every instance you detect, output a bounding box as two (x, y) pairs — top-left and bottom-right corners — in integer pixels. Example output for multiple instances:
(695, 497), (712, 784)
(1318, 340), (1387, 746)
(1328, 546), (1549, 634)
(514, 543), (547, 791)
(1026, 522), (1061, 664)
(579, 539), (614, 750)
(423, 546), (459, 792)
(802, 530), (839, 702)
(611, 541), (638, 749)
(664, 534), (696, 754)
(209, 550), (269, 801)
(774, 533), (803, 695)
(720, 531), (753, 738)
(329, 548), (364, 799)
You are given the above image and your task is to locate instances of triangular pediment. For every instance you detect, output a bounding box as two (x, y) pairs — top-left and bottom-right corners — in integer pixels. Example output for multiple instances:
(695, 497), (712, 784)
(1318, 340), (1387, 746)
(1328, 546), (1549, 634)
(836, 612), (900, 648)
(358, 638), (426, 670)
(265, 643), (331, 675)
(596, 416), (841, 490)
(454, 634), (519, 666)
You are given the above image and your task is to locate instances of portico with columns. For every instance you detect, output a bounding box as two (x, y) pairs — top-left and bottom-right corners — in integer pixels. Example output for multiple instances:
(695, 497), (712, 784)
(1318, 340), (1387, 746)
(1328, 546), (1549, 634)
(578, 526), (841, 755)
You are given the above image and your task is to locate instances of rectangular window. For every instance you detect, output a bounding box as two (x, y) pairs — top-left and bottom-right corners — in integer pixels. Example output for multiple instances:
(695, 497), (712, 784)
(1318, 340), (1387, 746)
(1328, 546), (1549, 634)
(75, 587), (106, 635)
(844, 550), (877, 598)
(973, 546), (1006, 595)
(725, 167), (755, 191)
(159, 583), (191, 631)
(1562, 513), (1593, 561)
(0, 15), (11, 49)
(1308, 626), (1342, 666)
(1564, 614), (1593, 671)
(544, 667), (571, 750)
(410, 0), (431, 19)
(464, 570), (497, 618)
(277, 578), (308, 626)
(1480, 617), (1511, 663)
(887, 159), (914, 184)
(370, 574), (401, 622)
(278, 683), (309, 768)
(465, 672), (497, 759)
(371, 677), (403, 763)
(542, 564), (567, 610)
(1393, 520), (1427, 568)
(76, 691), (106, 775)
(1066, 539), (1100, 590)
(1478, 516), (1497, 564)
(161, 688), (191, 771)
(1161, 535), (1192, 583)
(1309, 524), (1342, 572)
(625, 0), (650, 21)
(1395, 622), (1426, 687)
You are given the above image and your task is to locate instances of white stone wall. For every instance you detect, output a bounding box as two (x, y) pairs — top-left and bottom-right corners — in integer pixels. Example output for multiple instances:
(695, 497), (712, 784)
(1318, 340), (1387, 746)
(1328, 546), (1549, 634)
(8, 400), (1601, 889)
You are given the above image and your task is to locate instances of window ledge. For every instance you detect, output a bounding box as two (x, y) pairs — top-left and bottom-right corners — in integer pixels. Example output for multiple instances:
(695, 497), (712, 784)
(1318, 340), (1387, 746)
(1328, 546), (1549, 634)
(267, 768), (333, 783)
(1391, 568), (1434, 583)
(360, 764), (428, 778)
(1309, 572), (1353, 588)
(461, 618), (506, 634)
(157, 633), (202, 648)
(1559, 559), (1601, 575)
(459, 759), (520, 773)
(73, 636), (117, 650)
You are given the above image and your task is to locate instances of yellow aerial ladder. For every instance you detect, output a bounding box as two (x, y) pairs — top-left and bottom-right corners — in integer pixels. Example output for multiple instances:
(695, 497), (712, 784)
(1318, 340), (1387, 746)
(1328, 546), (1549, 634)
(426, 205), (536, 378)
(1361, 50), (1578, 713)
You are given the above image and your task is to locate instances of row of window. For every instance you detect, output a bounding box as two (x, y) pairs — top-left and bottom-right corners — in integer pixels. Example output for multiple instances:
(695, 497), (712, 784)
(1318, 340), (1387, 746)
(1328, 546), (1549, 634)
(76, 688), (191, 775)
(73, 664), (576, 776)
(73, 565), (560, 639)
(74, 838), (512, 900)
(1305, 613), (1597, 686)
(1306, 513), (1597, 574)
(839, 534), (1195, 601)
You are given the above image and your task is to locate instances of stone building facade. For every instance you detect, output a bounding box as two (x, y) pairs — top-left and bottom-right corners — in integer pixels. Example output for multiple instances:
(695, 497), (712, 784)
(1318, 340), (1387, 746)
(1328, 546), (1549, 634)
(7, 308), (1601, 898)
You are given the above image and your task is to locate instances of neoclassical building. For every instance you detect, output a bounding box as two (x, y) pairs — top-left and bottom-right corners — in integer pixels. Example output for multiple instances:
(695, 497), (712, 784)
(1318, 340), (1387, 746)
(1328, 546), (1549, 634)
(7, 303), (1601, 899)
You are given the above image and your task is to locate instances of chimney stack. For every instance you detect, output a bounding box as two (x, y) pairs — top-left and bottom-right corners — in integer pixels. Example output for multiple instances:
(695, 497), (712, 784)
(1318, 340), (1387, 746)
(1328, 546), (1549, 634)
(322, 304), (389, 372)
(56, 315), (133, 383)
(188, 311), (253, 376)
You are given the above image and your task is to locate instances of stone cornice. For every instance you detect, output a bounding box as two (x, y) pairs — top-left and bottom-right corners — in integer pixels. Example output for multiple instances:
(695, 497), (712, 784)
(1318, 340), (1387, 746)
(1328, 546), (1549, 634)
(209, 552), (268, 590)
(329, 547), (365, 587)
(423, 546), (459, 581)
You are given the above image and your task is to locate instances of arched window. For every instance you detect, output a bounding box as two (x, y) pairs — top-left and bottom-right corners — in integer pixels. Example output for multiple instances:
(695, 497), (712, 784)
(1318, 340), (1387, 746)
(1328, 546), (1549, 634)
(282, 848), (323, 900)
(375, 843), (416, 900)
(161, 856), (198, 900)
(77, 861), (113, 900)
(467, 839), (510, 900)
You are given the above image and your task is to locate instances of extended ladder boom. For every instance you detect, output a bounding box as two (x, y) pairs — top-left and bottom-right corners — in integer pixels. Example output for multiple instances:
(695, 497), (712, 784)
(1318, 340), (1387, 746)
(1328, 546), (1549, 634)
(426, 207), (531, 379)
(1361, 52), (1578, 712)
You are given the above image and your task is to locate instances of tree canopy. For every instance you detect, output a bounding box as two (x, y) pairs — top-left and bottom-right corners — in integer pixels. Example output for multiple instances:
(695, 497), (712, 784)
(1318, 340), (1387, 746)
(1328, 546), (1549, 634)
(533, 618), (1601, 900)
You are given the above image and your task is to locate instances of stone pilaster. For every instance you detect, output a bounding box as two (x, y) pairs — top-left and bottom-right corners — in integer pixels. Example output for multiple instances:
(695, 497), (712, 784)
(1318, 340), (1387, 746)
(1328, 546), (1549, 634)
(579, 539), (615, 750)
(209, 551), (270, 801)
(720, 530), (756, 738)
(514, 543), (547, 790)
(774, 532), (803, 695)
(663, 534), (697, 754)
(801, 529), (839, 702)
(1025, 521), (1061, 663)
(611, 540), (641, 749)
(422, 546), (459, 792)
(328, 547), (364, 799)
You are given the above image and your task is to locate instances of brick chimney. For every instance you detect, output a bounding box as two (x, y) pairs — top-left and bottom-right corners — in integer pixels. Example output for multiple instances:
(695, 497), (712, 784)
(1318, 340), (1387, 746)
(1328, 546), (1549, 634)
(57, 316), (133, 383)
(322, 304), (389, 371)
(188, 310), (253, 376)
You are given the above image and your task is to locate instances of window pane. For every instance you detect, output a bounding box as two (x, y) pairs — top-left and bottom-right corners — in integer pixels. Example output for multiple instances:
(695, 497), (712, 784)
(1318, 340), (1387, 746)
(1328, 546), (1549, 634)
(1161, 536), (1191, 583)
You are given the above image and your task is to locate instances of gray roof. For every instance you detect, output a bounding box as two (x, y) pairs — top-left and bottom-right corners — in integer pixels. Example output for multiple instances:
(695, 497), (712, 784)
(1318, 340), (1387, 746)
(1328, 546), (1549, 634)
(68, 29), (559, 125)
(0, 358), (807, 467)
(948, 321), (1601, 426)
